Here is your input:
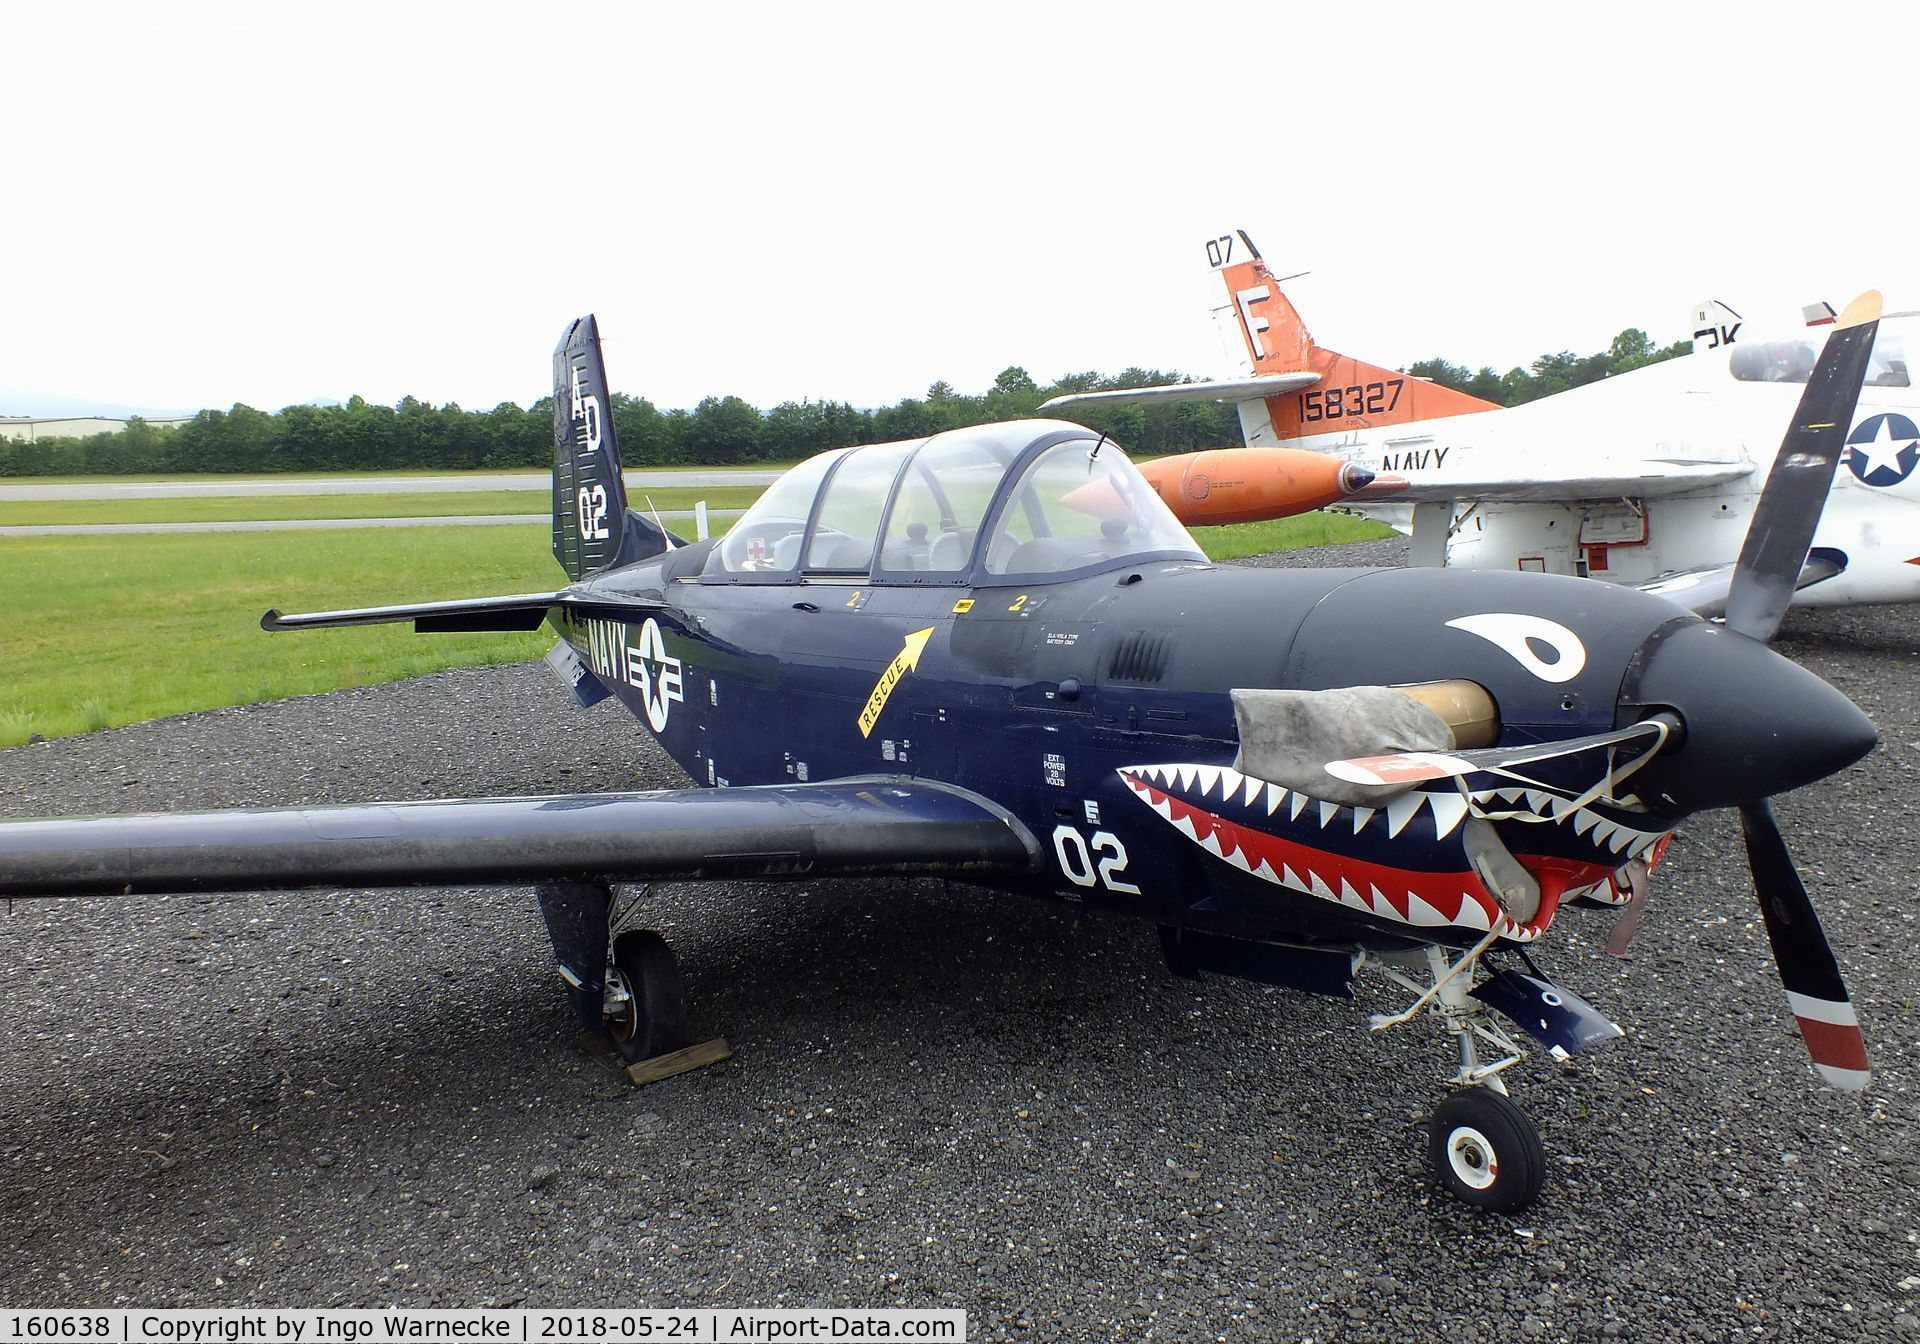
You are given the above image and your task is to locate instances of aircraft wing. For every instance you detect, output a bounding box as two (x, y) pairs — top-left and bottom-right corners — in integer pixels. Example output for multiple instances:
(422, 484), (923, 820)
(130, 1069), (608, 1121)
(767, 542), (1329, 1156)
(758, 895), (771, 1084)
(1040, 373), (1319, 410)
(1636, 547), (1847, 618)
(0, 778), (1040, 899)
(1354, 462), (1754, 505)
(262, 592), (569, 633)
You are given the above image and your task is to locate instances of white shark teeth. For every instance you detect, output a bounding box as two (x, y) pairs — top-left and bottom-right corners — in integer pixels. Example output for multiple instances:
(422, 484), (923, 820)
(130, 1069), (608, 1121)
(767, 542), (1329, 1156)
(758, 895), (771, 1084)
(1317, 800), (1341, 829)
(1453, 894), (1493, 931)
(1244, 777), (1264, 809)
(1351, 805), (1376, 833)
(1176, 765), (1198, 792)
(1265, 783), (1287, 815)
(1194, 764), (1222, 796)
(1572, 809), (1601, 837)
(1289, 791), (1310, 821)
(1385, 791), (1424, 838)
(1426, 791), (1469, 839)
(1406, 892), (1452, 926)
(1590, 818), (1636, 854)
(1524, 790), (1552, 815)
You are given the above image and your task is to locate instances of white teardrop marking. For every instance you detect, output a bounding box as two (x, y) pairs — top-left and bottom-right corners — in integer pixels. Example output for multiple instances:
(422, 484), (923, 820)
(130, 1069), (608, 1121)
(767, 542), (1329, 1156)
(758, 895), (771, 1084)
(1446, 613), (1588, 684)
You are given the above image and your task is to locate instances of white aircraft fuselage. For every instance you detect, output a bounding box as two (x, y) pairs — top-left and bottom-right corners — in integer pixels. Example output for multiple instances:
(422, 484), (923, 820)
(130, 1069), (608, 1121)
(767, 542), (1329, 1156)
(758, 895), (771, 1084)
(1264, 327), (1920, 606)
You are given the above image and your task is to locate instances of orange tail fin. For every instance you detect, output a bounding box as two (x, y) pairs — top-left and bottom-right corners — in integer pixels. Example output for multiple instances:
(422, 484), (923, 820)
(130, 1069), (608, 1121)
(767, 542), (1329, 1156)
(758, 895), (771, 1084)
(1203, 231), (1499, 443)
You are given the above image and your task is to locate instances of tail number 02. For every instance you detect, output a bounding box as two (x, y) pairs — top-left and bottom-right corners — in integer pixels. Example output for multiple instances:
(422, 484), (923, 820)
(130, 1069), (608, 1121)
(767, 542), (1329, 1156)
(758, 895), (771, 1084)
(577, 483), (610, 540)
(1052, 825), (1141, 894)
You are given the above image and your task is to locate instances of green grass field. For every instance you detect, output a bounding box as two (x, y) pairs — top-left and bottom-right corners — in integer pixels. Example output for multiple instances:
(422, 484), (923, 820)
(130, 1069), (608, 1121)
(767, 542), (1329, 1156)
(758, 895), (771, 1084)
(0, 527), (558, 747)
(4, 465), (791, 486)
(0, 485), (768, 526)
(1196, 511), (1393, 561)
(0, 490), (1394, 748)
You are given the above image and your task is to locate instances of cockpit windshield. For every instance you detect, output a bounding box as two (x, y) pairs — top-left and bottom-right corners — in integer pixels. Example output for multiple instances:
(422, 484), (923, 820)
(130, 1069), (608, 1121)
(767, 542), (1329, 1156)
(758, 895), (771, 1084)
(1729, 333), (1909, 387)
(712, 447), (852, 573)
(704, 422), (1204, 582)
(981, 438), (1203, 575)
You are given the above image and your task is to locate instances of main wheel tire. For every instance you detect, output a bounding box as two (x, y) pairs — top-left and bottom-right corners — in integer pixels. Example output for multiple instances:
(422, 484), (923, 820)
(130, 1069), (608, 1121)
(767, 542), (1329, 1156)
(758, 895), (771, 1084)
(1428, 1088), (1545, 1213)
(606, 931), (690, 1063)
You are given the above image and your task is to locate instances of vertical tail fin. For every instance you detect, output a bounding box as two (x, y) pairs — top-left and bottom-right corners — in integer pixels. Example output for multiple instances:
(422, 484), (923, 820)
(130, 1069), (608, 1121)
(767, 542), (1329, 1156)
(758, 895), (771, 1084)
(1202, 230), (1500, 447)
(1204, 230), (1315, 376)
(553, 315), (635, 580)
(1689, 299), (1744, 353)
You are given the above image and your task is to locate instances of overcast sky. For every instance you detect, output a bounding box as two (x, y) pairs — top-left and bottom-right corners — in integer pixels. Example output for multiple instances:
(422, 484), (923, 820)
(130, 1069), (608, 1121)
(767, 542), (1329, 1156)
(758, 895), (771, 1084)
(6, 2), (1914, 418)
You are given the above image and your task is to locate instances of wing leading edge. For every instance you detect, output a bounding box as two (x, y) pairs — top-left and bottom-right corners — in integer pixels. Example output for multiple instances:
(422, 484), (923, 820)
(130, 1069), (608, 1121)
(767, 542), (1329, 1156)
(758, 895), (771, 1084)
(1351, 462), (1754, 505)
(261, 592), (570, 633)
(0, 778), (1041, 899)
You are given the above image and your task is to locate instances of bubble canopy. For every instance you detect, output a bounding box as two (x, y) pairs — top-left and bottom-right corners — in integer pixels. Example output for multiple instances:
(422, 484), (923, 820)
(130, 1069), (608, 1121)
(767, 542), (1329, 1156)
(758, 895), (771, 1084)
(705, 420), (1205, 584)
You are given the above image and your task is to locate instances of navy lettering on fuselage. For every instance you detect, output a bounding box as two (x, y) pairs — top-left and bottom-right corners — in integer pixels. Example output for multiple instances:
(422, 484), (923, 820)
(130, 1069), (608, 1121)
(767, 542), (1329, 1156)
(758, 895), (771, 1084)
(1378, 445), (1451, 474)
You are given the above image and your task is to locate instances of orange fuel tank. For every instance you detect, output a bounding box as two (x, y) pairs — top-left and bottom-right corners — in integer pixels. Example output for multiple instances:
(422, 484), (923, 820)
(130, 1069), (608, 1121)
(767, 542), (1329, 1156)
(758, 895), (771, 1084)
(1137, 448), (1383, 526)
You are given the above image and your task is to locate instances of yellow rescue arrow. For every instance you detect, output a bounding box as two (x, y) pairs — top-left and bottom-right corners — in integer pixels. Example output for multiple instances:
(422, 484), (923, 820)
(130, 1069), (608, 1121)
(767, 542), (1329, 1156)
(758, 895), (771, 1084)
(857, 627), (934, 738)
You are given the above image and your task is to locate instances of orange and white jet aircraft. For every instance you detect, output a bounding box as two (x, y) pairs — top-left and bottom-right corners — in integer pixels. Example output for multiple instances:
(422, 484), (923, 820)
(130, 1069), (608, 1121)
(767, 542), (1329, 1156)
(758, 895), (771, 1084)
(1045, 231), (1920, 609)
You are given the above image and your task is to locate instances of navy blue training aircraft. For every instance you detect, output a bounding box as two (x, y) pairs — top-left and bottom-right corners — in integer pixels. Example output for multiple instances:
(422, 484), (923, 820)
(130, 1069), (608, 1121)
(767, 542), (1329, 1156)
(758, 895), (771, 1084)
(0, 299), (1888, 1212)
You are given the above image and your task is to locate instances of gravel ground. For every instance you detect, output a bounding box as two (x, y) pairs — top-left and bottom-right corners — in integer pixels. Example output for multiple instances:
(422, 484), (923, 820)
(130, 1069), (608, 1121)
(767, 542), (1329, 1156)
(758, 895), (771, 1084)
(3, 539), (1918, 1341)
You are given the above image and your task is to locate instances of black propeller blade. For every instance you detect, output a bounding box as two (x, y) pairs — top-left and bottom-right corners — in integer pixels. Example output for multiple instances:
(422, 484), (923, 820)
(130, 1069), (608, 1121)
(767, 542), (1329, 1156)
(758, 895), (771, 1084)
(1723, 291), (1882, 644)
(1739, 800), (1870, 1089)
(1720, 290), (1881, 1090)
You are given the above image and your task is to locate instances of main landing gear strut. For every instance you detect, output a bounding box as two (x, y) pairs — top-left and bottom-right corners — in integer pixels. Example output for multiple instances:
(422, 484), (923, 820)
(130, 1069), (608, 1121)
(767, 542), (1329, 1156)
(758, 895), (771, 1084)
(535, 881), (695, 1063)
(1368, 938), (1546, 1212)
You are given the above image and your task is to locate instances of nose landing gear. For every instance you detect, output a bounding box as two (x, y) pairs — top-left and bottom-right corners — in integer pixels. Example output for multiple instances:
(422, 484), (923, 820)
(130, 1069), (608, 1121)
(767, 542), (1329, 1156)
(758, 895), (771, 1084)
(1428, 1086), (1545, 1212)
(1369, 939), (1549, 1213)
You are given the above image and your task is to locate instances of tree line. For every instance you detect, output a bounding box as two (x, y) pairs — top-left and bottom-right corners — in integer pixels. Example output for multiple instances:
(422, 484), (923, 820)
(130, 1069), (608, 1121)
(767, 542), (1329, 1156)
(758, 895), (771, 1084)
(1407, 328), (1692, 405)
(0, 328), (1688, 476)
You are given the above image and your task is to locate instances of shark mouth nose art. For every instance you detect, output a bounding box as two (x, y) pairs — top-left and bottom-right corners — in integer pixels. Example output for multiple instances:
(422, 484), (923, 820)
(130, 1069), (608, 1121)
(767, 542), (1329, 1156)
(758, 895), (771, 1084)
(1116, 763), (1670, 942)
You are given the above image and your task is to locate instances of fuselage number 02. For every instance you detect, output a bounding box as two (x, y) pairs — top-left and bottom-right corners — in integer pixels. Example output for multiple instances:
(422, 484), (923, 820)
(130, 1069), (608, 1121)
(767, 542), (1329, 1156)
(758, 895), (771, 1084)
(1052, 824), (1141, 894)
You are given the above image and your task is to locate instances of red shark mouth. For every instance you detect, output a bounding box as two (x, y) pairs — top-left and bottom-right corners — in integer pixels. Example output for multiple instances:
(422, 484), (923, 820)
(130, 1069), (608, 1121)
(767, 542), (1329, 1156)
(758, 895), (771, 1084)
(1117, 763), (1663, 943)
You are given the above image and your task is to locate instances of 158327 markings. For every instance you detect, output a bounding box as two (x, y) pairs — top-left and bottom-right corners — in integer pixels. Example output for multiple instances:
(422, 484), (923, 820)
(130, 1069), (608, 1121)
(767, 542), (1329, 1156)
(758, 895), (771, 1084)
(1297, 379), (1404, 424)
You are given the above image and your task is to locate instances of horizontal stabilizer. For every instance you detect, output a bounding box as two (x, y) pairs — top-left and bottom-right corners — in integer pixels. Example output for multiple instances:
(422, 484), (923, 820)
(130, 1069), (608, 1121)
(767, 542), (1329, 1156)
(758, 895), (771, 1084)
(1040, 372), (1318, 411)
(0, 777), (1040, 898)
(262, 592), (568, 633)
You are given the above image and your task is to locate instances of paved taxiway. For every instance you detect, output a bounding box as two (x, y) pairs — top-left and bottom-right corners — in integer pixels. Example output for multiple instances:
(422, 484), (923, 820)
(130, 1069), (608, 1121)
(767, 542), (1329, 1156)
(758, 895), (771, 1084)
(0, 471), (780, 501)
(1, 539), (1915, 1339)
(0, 511), (745, 537)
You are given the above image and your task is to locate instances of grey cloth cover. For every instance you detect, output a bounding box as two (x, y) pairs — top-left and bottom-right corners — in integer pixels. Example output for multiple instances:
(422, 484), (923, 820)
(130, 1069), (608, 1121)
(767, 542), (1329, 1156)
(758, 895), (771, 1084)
(1231, 686), (1457, 807)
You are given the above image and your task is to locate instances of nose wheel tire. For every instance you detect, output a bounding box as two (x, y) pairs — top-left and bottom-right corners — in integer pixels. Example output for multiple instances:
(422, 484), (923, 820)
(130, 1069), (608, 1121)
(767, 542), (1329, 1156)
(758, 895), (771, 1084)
(1428, 1087), (1545, 1212)
(605, 930), (690, 1063)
